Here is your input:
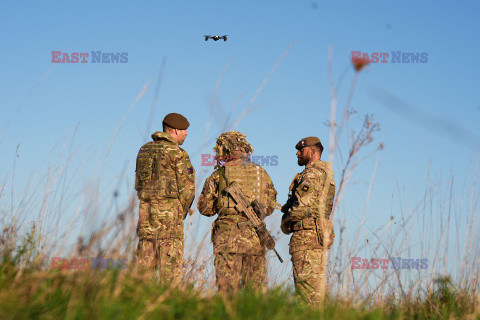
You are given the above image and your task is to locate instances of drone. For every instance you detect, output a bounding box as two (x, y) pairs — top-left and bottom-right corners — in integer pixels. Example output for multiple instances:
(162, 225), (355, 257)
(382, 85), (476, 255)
(204, 35), (227, 41)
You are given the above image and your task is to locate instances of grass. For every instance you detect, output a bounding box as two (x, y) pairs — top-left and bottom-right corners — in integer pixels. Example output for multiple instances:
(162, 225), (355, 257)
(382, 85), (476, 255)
(0, 251), (478, 320)
(1, 47), (480, 319)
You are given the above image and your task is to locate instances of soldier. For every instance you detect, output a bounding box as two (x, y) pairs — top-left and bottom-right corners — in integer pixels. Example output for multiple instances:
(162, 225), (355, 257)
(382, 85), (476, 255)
(281, 136), (335, 305)
(197, 131), (277, 293)
(135, 113), (195, 284)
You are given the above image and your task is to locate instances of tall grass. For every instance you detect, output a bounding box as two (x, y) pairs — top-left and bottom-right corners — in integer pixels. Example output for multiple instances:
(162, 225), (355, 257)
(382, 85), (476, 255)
(326, 46), (478, 308)
(1, 46), (479, 319)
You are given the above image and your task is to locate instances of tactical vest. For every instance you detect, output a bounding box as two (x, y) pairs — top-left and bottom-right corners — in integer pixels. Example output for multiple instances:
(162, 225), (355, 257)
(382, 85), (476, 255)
(215, 161), (270, 218)
(289, 161), (335, 220)
(135, 140), (179, 200)
(313, 161), (336, 249)
(315, 161), (335, 218)
(289, 161), (336, 251)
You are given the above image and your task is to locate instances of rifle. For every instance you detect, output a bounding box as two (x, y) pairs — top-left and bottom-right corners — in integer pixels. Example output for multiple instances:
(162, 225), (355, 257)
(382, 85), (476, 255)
(224, 182), (283, 263)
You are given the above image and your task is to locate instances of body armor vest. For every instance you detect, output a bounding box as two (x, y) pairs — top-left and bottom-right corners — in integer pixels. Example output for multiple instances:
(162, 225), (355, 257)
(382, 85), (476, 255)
(215, 161), (269, 217)
(135, 140), (179, 200)
(287, 161), (335, 220)
(287, 161), (336, 252)
(315, 161), (335, 218)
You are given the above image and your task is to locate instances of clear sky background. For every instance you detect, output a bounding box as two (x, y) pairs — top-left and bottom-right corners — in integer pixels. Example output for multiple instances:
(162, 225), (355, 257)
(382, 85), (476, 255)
(1, 1), (479, 288)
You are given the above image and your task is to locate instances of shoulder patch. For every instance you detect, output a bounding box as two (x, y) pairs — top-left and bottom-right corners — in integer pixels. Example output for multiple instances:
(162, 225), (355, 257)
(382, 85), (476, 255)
(187, 167), (194, 174)
(302, 182), (310, 192)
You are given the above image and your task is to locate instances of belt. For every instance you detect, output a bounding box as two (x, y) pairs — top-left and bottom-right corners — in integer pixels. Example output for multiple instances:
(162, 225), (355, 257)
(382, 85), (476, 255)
(292, 215), (330, 231)
(292, 219), (316, 231)
(138, 193), (179, 202)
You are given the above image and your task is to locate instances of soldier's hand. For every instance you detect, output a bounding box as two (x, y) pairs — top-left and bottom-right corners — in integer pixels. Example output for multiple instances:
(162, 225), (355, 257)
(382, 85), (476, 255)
(280, 221), (292, 234)
(253, 201), (267, 220)
(280, 212), (293, 234)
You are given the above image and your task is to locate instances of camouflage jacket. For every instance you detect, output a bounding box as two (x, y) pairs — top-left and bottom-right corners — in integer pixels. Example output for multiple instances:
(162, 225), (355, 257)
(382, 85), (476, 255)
(197, 158), (277, 255)
(281, 160), (335, 253)
(135, 131), (195, 218)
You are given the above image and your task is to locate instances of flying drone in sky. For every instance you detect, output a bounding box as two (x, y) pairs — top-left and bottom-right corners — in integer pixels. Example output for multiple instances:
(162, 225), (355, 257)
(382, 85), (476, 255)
(204, 35), (228, 41)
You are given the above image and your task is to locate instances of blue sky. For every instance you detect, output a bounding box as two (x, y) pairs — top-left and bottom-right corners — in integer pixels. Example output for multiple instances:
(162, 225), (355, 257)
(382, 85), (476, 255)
(1, 1), (479, 285)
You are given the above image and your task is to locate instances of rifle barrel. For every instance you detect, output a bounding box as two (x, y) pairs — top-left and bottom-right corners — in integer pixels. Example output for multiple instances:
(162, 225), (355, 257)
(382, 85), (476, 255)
(274, 249), (284, 263)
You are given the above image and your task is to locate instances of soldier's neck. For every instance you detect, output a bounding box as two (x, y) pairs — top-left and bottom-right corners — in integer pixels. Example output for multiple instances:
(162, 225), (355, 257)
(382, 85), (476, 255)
(306, 157), (321, 166)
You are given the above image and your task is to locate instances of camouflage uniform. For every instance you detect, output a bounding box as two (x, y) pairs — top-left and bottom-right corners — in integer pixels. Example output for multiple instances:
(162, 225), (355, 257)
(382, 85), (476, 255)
(281, 160), (335, 304)
(197, 131), (277, 293)
(135, 131), (195, 283)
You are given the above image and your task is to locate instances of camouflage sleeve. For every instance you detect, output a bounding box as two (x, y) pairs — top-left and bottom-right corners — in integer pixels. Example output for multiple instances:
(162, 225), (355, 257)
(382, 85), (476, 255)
(197, 171), (219, 217)
(263, 170), (277, 217)
(176, 149), (195, 218)
(281, 173), (300, 214)
(288, 169), (326, 221)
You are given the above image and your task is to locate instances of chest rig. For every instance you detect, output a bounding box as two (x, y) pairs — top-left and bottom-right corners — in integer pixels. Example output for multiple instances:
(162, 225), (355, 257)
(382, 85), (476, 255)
(215, 161), (268, 217)
(135, 140), (179, 200)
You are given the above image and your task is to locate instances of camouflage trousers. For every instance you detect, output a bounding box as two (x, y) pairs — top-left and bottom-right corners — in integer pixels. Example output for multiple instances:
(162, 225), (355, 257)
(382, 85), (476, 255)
(291, 248), (326, 305)
(214, 251), (266, 293)
(136, 238), (184, 284)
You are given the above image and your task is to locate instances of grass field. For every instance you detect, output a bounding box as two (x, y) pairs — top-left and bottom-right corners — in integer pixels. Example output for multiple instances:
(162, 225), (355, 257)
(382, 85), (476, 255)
(0, 248), (478, 320)
(1, 58), (479, 319)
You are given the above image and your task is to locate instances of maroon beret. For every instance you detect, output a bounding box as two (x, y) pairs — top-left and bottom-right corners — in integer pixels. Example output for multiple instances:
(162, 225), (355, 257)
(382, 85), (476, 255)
(162, 113), (190, 130)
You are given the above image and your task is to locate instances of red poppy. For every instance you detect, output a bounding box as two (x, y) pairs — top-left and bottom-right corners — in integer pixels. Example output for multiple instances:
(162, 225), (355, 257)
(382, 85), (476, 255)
(352, 56), (370, 72)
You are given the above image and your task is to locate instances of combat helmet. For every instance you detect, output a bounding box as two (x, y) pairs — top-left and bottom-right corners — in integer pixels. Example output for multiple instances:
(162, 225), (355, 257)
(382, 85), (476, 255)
(213, 130), (253, 160)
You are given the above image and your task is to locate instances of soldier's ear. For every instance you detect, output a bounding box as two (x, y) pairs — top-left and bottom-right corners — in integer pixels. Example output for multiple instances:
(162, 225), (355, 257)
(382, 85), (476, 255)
(307, 146), (314, 156)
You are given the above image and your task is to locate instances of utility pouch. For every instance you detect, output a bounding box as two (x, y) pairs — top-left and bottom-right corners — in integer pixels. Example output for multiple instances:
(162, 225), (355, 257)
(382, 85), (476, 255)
(315, 217), (335, 249)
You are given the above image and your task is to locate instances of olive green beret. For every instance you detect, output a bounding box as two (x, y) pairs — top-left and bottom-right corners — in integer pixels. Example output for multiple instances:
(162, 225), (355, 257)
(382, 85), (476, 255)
(162, 113), (190, 130)
(295, 136), (323, 150)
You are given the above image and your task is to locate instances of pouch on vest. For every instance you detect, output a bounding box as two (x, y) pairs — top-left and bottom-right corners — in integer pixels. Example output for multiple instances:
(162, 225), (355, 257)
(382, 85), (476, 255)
(136, 154), (156, 190)
(316, 217), (335, 249)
